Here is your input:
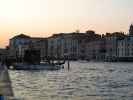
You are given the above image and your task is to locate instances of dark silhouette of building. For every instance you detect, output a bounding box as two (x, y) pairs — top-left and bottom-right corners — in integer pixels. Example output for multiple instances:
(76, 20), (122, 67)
(129, 24), (133, 35)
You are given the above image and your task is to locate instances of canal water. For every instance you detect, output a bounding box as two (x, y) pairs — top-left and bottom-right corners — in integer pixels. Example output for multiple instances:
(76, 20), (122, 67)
(9, 62), (133, 100)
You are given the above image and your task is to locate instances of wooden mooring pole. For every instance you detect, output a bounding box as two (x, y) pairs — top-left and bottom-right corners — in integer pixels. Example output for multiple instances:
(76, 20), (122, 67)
(67, 56), (70, 70)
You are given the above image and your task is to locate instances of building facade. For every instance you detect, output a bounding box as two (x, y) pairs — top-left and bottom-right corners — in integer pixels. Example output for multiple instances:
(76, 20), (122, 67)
(31, 39), (48, 60)
(9, 34), (31, 58)
(48, 33), (79, 60)
(117, 36), (133, 61)
(8, 28), (132, 62)
(104, 32), (125, 61)
(9, 34), (47, 60)
(86, 38), (105, 61)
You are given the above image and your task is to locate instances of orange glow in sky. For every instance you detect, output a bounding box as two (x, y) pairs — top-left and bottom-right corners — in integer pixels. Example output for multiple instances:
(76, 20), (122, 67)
(0, 0), (133, 47)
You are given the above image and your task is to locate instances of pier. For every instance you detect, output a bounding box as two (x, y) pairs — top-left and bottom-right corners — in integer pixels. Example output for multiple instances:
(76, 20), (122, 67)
(0, 64), (14, 100)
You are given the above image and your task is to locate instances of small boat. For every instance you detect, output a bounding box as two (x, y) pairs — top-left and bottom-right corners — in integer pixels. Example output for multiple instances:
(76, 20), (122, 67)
(12, 62), (64, 70)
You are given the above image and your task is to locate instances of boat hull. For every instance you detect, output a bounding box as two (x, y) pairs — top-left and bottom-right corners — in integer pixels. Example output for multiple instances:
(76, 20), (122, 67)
(12, 63), (63, 70)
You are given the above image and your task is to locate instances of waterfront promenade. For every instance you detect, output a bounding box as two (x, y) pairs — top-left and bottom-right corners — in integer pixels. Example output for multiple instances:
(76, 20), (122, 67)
(0, 64), (14, 100)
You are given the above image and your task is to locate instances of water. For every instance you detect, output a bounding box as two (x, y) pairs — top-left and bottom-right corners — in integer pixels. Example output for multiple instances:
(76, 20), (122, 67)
(9, 62), (133, 100)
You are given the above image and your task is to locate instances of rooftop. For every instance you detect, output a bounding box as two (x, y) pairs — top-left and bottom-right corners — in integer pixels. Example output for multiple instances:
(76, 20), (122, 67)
(11, 34), (31, 39)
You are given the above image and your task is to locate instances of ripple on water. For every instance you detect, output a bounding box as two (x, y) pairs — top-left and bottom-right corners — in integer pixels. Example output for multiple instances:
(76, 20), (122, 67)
(9, 62), (133, 100)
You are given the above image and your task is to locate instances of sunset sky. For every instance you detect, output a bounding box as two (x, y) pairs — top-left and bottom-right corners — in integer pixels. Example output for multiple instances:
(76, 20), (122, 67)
(0, 0), (133, 47)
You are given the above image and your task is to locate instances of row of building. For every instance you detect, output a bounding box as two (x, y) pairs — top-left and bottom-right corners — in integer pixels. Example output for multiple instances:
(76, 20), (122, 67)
(1, 24), (133, 62)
